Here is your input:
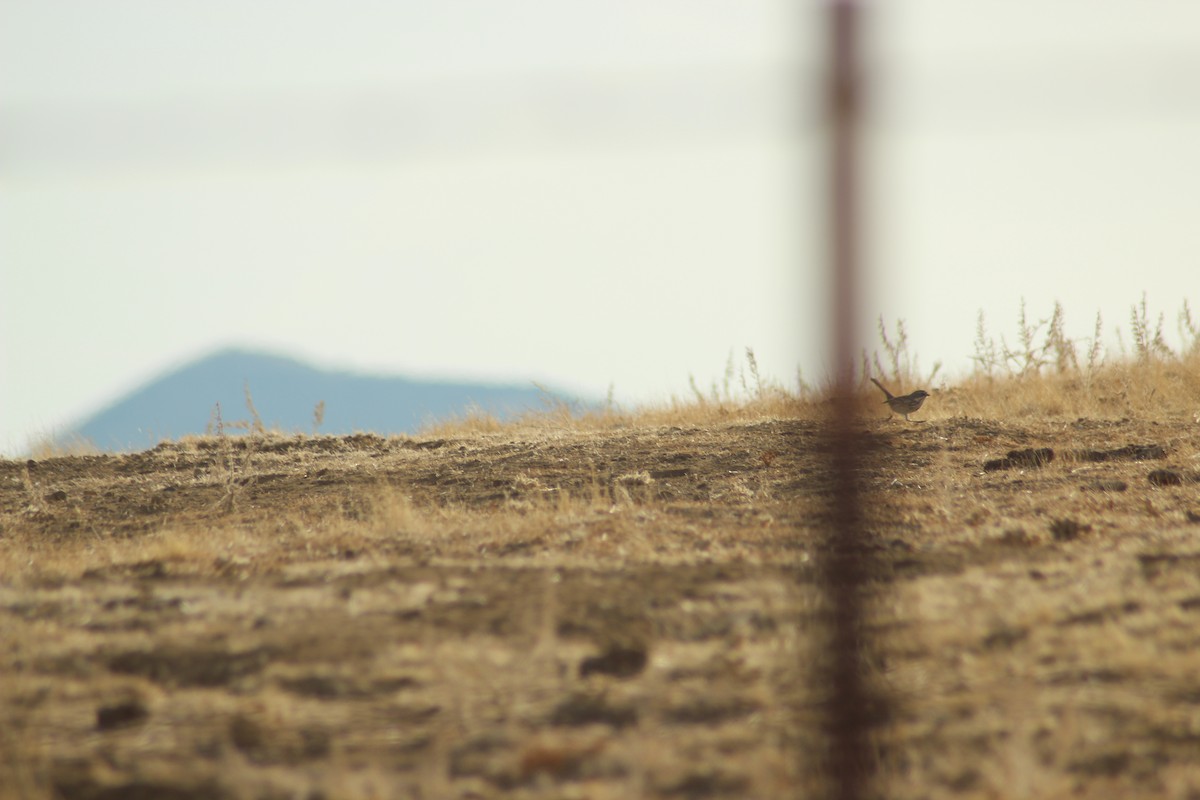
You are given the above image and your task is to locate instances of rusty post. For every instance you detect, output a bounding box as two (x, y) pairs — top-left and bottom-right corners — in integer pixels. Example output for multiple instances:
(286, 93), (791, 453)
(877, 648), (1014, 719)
(821, 1), (874, 798)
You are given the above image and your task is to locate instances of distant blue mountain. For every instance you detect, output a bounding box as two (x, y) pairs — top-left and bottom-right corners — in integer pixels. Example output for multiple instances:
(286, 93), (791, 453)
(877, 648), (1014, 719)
(70, 348), (581, 452)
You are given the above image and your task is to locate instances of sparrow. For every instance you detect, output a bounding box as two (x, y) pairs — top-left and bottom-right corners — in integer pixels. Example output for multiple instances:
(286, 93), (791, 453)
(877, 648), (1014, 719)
(870, 378), (929, 421)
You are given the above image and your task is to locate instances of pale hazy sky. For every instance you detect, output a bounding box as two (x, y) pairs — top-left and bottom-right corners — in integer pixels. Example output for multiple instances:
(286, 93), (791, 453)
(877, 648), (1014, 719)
(3, 1), (1199, 454)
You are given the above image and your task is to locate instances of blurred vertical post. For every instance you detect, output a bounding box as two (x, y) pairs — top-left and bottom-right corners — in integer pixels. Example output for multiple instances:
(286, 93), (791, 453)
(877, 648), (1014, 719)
(821, 1), (873, 799)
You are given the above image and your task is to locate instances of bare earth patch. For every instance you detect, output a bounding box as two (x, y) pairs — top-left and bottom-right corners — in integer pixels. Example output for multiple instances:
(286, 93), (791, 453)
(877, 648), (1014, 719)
(3, 414), (1200, 798)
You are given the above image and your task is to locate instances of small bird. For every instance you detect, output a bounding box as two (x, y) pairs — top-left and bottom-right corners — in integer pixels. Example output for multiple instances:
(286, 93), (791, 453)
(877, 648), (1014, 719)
(871, 378), (930, 421)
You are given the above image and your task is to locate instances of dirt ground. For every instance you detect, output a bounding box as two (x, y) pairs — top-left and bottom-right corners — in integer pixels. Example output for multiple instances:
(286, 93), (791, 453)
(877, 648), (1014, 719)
(3, 414), (1200, 799)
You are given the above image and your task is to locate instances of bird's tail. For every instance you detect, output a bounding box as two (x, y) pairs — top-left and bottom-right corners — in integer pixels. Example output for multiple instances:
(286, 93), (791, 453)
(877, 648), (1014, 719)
(870, 377), (894, 400)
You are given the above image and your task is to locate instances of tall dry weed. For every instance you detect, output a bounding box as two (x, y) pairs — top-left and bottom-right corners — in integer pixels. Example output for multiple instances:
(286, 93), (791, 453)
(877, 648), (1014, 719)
(864, 316), (942, 394)
(1129, 293), (1172, 363)
(952, 296), (1200, 419)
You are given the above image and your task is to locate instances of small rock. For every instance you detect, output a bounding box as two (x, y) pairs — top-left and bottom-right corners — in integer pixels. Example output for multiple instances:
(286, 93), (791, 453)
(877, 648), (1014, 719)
(1075, 444), (1167, 463)
(1148, 470), (1183, 487)
(649, 468), (689, 479)
(44, 490), (68, 503)
(579, 645), (648, 679)
(229, 714), (266, 755)
(1050, 518), (1092, 542)
(96, 700), (148, 731)
(998, 528), (1037, 546)
(983, 448), (1055, 472)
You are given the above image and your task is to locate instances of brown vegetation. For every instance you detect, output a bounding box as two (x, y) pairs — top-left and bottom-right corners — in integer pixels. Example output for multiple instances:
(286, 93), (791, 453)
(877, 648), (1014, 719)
(3, 303), (1200, 799)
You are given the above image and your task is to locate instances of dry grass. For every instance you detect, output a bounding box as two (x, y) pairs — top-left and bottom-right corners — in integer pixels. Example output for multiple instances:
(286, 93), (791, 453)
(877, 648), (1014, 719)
(421, 349), (815, 440)
(3, 303), (1200, 799)
(932, 354), (1200, 422)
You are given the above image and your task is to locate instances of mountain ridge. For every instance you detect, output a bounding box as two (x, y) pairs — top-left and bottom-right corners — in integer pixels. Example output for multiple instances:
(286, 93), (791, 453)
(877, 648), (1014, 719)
(69, 348), (582, 452)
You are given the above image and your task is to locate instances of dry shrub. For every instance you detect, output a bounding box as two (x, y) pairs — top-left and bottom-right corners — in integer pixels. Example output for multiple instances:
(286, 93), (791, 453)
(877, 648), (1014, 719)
(422, 349), (821, 440)
(946, 297), (1200, 421)
(943, 353), (1200, 421)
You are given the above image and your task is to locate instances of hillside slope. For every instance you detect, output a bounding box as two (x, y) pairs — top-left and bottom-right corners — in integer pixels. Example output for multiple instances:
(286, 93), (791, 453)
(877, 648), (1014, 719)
(4, 414), (1200, 798)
